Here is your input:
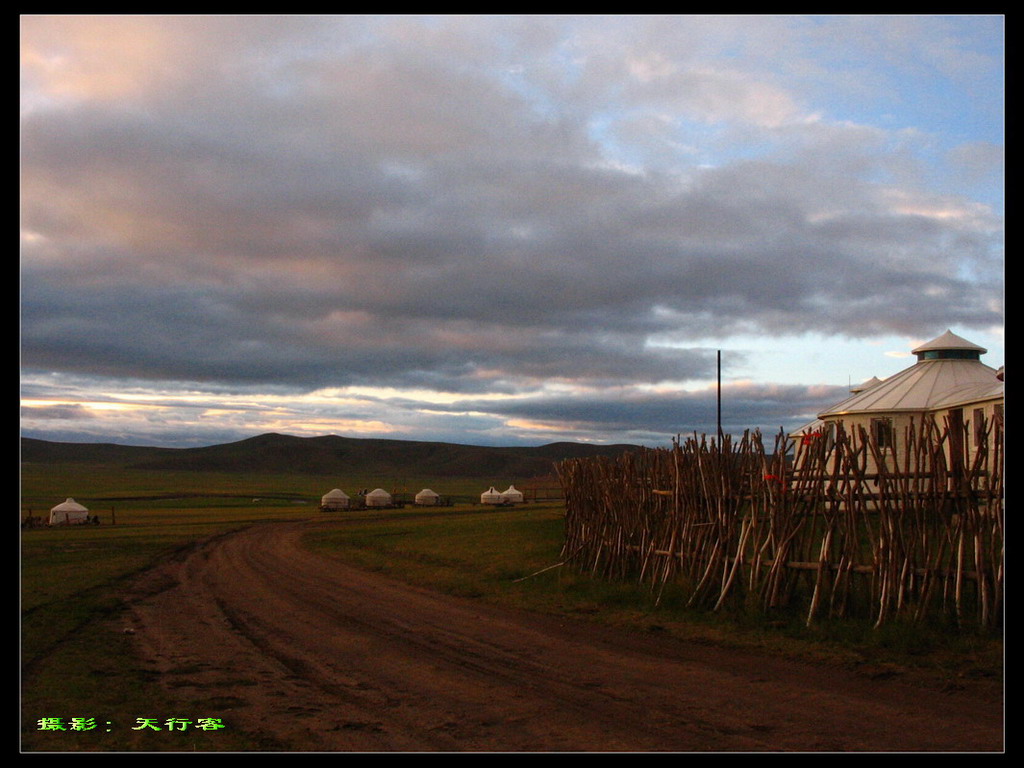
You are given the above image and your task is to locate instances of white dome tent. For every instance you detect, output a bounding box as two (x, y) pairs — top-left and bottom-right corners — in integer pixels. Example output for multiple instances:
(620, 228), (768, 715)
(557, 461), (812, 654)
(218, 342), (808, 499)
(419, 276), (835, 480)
(321, 488), (350, 510)
(49, 498), (90, 526)
(415, 488), (441, 506)
(365, 488), (393, 508)
(480, 487), (503, 504)
(501, 485), (524, 504)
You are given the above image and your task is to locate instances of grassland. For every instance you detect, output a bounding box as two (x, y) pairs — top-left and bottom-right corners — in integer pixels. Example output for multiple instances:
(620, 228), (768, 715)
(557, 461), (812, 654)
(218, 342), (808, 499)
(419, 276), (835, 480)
(21, 460), (1002, 752)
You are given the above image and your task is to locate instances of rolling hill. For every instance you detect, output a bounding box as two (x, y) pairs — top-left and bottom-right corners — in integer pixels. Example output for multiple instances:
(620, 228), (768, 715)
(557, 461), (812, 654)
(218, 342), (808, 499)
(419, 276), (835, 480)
(20, 433), (642, 479)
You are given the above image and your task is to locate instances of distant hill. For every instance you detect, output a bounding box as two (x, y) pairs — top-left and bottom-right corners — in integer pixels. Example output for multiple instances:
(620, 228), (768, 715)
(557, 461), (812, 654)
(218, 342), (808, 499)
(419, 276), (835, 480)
(20, 433), (642, 479)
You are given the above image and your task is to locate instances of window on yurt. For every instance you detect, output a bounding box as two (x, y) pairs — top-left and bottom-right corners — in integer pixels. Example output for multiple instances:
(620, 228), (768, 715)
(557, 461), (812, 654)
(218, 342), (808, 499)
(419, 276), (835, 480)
(917, 349), (981, 361)
(871, 417), (893, 449)
(973, 408), (986, 447)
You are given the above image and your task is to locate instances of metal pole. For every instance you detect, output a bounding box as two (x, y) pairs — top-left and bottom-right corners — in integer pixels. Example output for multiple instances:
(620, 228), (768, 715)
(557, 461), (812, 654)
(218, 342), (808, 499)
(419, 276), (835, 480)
(717, 349), (722, 441)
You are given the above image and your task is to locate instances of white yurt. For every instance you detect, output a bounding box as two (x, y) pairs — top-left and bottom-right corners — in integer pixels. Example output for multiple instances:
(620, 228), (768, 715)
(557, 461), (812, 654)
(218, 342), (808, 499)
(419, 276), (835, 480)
(501, 485), (524, 504)
(321, 488), (350, 510)
(49, 498), (90, 526)
(813, 330), (1003, 474)
(819, 331), (998, 420)
(415, 488), (441, 506)
(480, 486), (503, 504)
(365, 488), (392, 508)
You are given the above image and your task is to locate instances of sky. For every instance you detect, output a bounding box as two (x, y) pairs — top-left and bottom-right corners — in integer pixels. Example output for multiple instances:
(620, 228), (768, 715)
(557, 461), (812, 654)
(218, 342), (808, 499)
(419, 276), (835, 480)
(20, 14), (1004, 449)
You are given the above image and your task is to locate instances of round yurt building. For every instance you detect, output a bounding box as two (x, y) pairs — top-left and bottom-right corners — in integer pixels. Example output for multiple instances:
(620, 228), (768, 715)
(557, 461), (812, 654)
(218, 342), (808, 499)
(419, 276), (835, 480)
(480, 487), (503, 504)
(501, 485), (524, 504)
(49, 498), (90, 526)
(415, 488), (441, 506)
(321, 488), (350, 511)
(806, 330), (1004, 475)
(365, 488), (392, 508)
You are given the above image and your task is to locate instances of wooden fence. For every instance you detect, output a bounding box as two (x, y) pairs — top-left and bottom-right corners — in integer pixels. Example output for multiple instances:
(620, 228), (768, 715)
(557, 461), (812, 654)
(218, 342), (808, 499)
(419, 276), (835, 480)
(556, 416), (1003, 629)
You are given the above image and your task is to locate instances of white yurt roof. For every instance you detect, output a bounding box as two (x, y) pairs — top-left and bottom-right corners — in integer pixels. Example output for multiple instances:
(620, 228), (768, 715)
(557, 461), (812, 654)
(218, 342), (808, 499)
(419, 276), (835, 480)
(819, 331), (999, 418)
(51, 497), (88, 513)
(927, 380), (1005, 410)
(850, 376), (883, 393)
(501, 485), (523, 500)
(364, 488), (392, 507)
(481, 486), (502, 502)
(911, 329), (987, 356)
(415, 488), (439, 499)
(322, 488), (349, 501)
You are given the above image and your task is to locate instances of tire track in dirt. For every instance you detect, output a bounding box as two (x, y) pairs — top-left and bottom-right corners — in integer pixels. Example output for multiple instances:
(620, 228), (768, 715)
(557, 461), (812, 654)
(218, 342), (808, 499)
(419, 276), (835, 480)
(125, 520), (1003, 752)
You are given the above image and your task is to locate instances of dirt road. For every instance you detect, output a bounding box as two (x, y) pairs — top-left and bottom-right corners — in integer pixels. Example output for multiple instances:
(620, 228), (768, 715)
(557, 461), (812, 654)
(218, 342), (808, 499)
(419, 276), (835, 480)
(124, 519), (1003, 752)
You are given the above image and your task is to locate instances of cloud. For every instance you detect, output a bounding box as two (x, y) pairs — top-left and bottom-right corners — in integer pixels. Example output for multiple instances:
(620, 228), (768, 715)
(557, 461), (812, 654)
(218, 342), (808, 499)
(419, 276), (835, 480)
(20, 15), (1003, 447)
(946, 141), (1004, 185)
(430, 380), (850, 435)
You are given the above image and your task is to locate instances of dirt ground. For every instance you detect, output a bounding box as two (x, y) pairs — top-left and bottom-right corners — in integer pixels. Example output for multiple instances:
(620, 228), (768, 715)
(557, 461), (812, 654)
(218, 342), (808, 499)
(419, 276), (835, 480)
(123, 519), (1003, 752)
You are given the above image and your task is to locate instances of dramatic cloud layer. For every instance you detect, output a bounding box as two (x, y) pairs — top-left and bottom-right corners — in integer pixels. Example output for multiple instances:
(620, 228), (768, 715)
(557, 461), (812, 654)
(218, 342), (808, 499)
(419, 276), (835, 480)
(21, 15), (1004, 447)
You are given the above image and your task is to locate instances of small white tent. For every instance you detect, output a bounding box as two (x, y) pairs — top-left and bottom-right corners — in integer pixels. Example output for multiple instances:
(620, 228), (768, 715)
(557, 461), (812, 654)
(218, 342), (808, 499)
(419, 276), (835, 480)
(480, 486), (503, 504)
(365, 488), (392, 507)
(415, 488), (441, 506)
(49, 498), (90, 526)
(321, 488), (350, 510)
(501, 485), (524, 504)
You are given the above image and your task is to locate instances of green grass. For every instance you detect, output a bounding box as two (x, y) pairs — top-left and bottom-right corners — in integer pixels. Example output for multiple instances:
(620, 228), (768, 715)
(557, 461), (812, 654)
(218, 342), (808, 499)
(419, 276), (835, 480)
(305, 503), (567, 599)
(21, 462), (1003, 752)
